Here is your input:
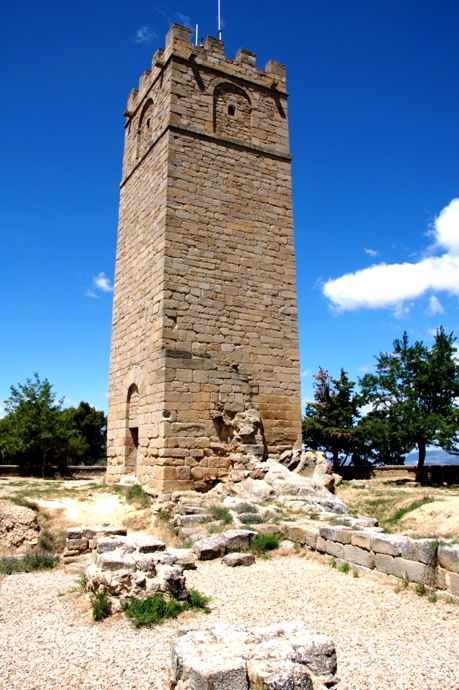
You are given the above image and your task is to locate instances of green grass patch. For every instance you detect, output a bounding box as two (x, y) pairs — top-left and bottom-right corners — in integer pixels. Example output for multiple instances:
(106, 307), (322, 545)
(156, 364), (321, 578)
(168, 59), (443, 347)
(386, 496), (435, 525)
(338, 562), (350, 574)
(114, 484), (151, 508)
(208, 505), (233, 524)
(0, 552), (58, 575)
(250, 534), (280, 555)
(124, 589), (211, 628)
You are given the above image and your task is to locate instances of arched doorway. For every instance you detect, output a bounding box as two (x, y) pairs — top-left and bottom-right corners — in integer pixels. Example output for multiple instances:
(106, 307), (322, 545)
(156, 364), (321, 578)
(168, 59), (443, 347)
(126, 384), (139, 475)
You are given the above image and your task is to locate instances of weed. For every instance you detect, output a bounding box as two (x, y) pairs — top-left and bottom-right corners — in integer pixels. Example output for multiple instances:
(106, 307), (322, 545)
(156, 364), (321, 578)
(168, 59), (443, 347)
(250, 534), (280, 555)
(386, 497), (435, 525)
(402, 574), (410, 589)
(156, 507), (173, 522)
(38, 529), (55, 552)
(428, 591), (438, 604)
(0, 552), (57, 575)
(328, 517), (348, 526)
(308, 513), (321, 521)
(123, 484), (151, 508)
(124, 589), (211, 628)
(330, 559), (336, 569)
(77, 572), (88, 592)
(186, 589), (211, 613)
(338, 562), (350, 574)
(208, 524), (225, 534)
(415, 581), (426, 597)
(91, 590), (111, 621)
(352, 569), (359, 578)
(208, 505), (233, 524)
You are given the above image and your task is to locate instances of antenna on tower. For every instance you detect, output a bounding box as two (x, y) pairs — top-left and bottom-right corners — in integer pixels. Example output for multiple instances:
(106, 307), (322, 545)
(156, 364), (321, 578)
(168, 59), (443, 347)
(195, 24), (199, 46)
(217, 0), (222, 40)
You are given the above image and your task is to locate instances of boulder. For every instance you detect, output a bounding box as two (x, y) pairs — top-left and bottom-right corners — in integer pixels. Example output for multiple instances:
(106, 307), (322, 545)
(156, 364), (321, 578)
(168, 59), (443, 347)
(222, 552), (255, 567)
(170, 622), (338, 689)
(0, 500), (39, 553)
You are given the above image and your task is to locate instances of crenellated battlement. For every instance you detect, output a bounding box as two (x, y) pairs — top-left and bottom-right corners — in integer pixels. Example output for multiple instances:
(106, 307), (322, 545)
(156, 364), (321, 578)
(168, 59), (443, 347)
(125, 23), (287, 112)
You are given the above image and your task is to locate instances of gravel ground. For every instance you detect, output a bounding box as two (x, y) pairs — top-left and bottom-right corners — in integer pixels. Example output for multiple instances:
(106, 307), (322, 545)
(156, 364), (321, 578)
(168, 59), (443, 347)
(0, 555), (457, 690)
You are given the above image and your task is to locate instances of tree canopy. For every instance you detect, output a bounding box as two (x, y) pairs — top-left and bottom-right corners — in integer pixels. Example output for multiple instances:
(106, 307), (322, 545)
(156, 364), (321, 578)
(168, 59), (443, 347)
(0, 373), (107, 476)
(303, 328), (459, 476)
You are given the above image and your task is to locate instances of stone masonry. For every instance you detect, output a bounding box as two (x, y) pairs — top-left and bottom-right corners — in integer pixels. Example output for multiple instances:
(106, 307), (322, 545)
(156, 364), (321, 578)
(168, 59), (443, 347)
(107, 25), (302, 492)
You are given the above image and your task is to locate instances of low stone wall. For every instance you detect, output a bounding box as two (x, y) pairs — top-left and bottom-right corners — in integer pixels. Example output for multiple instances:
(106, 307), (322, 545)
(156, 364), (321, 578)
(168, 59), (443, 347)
(283, 522), (459, 602)
(339, 464), (459, 485)
(62, 526), (127, 563)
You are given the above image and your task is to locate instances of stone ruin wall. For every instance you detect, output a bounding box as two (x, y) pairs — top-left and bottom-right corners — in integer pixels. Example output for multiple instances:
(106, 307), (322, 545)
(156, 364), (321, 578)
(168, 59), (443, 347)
(107, 25), (302, 493)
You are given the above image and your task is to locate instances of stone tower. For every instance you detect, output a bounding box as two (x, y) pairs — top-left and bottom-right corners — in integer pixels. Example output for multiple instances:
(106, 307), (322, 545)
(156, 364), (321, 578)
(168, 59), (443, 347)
(106, 25), (302, 492)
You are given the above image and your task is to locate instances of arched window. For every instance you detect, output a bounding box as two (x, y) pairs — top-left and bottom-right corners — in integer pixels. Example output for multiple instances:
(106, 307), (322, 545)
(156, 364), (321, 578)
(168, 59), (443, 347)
(213, 83), (251, 141)
(136, 99), (153, 159)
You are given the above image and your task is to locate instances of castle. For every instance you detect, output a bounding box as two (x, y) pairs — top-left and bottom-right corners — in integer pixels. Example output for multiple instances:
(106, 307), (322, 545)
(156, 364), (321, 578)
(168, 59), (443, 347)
(106, 25), (302, 492)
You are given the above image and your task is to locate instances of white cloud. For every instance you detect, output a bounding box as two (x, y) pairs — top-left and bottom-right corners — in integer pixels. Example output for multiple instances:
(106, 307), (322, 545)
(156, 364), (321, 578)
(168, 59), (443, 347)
(300, 369), (312, 378)
(175, 12), (192, 28)
(93, 272), (113, 292)
(427, 295), (444, 315)
(134, 25), (157, 44)
(364, 247), (379, 257)
(323, 198), (459, 311)
(86, 272), (113, 297)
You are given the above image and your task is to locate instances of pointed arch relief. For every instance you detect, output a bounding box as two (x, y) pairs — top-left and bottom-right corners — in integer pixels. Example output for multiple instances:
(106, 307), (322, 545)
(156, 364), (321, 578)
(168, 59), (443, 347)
(213, 82), (252, 142)
(136, 98), (154, 159)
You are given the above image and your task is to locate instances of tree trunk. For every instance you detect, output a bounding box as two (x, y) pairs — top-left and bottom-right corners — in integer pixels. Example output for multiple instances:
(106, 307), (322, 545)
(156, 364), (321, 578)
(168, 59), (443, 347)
(415, 440), (426, 483)
(41, 450), (47, 479)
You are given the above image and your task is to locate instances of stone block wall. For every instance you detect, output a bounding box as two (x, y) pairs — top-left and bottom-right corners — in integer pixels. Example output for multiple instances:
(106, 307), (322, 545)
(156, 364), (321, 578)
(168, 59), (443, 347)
(107, 24), (302, 492)
(284, 523), (459, 602)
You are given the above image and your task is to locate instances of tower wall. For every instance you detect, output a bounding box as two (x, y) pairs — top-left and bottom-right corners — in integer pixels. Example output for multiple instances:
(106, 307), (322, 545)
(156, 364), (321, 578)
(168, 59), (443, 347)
(107, 25), (302, 492)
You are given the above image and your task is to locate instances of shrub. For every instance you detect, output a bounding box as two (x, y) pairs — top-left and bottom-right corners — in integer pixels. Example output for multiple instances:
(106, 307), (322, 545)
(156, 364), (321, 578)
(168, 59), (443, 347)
(415, 581), (426, 597)
(91, 590), (111, 621)
(124, 589), (210, 628)
(338, 562), (350, 574)
(186, 589), (211, 613)
(0, 552), (57, 575)
(428, 591), (438, 604)
(208, 505), (233, 524)
(250, 534), (279, 555)
(124, 484), (151, 508)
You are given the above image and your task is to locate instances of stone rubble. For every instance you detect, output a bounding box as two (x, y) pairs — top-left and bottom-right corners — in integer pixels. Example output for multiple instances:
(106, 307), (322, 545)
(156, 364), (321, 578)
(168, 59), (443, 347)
(169, 621), (338, 690)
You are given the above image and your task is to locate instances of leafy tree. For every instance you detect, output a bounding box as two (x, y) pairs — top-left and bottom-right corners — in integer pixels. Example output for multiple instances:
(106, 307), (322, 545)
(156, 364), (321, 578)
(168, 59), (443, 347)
(1, 375), (107, 475)
(360, 328), (459, 480)
(3, 373), (69, 477)
(62, 402), (107, 465)
(302, 368), (361, 471)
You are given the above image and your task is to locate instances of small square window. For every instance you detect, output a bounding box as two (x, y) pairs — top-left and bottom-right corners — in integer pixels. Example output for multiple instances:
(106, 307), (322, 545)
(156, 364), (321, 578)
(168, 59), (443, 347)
(228, 105), (236, 116)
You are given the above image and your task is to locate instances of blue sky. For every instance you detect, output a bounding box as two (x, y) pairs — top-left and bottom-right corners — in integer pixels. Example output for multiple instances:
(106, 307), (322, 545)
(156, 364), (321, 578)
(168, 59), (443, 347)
(1, 0), (458, 416)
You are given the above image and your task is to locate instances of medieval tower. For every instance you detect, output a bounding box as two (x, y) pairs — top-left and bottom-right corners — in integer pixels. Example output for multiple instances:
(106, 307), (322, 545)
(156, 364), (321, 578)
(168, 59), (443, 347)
(106, 25), (302, 492)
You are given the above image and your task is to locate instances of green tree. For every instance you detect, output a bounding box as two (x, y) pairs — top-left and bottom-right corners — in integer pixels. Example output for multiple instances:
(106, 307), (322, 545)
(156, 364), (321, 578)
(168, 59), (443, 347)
(360, 328), (459, 480)
(62, 402), (106, 465)
(3, 373), (69, 477)
(302, 368), (361, 471)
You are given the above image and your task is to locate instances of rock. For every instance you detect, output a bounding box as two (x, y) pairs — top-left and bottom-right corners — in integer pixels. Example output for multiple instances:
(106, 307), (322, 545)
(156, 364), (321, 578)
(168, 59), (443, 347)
(237, 512), (265, 524)
(170, 622), (338, 690)
(167, 548), (198, 570)
(0, 500), (39, 553)
(222, 552), (255, 567)
(438, 544), (459, 574)
(193, 534), (227, 560)
(222, 529), (257, 551)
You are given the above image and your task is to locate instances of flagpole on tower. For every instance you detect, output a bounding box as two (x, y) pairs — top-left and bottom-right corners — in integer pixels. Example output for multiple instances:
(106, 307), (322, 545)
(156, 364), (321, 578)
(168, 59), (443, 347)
(217, 0), (222, 40)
